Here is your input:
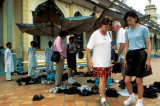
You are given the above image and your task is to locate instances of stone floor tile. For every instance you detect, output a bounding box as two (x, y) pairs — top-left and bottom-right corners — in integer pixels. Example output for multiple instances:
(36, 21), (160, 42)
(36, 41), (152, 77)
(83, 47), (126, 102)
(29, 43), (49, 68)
(65, 97), (74, 100)
(75, 101), (86, 104)
(32, 101), (43, 105)
(13, 100), (24, 103)
(87, 102), (98, 106)
(76, 104), (87, 106)
(85, 99), (95, 102)
(20, 104), (31, 106)
(64, 103), (75, 106)
(65, 99), (74, 103)
(53, 101), (64, 105)
(9, 103), (21, 106)
(109, 101), (121, 106)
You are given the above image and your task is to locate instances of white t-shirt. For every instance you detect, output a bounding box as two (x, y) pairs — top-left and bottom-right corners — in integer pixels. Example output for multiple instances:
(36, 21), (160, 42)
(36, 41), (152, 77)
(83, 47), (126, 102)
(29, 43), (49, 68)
(116, 28), (126, 59)
(87, 29), (112, 67)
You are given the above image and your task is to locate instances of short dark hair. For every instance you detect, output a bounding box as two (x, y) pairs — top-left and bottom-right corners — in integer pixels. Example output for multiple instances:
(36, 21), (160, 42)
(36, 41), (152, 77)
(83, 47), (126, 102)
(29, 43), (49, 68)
(101, 16), (112, 25)
(48, 41), (52, 45)
(6, 42), (11, 47)
(124, 11), (139, 24)
(69, 36), (74, 41)
(30, 41), (35, 44)
(59, 31), (68, 37)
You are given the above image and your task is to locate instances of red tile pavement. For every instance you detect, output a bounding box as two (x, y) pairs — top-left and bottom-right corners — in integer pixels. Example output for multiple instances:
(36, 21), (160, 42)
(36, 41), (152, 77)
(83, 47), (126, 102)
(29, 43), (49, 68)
(0, 58), (160, 106)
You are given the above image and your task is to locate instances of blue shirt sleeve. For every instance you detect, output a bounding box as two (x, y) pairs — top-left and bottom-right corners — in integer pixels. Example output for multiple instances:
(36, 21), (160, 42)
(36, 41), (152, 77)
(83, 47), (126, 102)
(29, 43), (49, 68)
(125, 31), (128, 42)
(143, 26), (150, 38)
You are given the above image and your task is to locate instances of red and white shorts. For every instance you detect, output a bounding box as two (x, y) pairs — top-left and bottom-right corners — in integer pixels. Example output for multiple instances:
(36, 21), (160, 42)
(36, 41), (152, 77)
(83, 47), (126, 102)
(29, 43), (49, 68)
(93, 67), (112, 78)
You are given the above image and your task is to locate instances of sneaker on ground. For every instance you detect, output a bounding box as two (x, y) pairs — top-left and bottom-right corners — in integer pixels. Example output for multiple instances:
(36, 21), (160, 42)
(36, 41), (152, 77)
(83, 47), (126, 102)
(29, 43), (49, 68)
(136, 100), (143, 106)
(68, 79), (76, 84)
(120, 92), (130, 96)
(49, 88), (54, 93)
(60, 84), (68, 90)
(124, 95), (135, 105)
(101, 101), (110, 106)
(119, 90), (129, 96)
(55, 85), (61, 89)
(71, 78), (76, 83)
(53, 88), (58, 93)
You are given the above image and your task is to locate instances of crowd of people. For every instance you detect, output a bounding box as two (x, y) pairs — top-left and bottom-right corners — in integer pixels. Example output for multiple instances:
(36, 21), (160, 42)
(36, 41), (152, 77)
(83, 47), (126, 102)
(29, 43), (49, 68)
(4, 11), (152, 106)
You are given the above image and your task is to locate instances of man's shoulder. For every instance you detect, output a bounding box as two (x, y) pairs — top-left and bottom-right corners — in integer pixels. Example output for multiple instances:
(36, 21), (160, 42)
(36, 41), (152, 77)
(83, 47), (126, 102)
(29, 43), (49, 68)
(27, 47), (34, 50)
(117, 28), (125, 36)
(27, 47), (31, 49)
(119, 28), (126, 33)
(5, 49), (9, 53)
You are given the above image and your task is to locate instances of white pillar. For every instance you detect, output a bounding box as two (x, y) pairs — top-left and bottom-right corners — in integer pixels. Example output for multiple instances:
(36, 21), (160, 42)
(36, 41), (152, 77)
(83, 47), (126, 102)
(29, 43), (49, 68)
(7, 0), (12, 43)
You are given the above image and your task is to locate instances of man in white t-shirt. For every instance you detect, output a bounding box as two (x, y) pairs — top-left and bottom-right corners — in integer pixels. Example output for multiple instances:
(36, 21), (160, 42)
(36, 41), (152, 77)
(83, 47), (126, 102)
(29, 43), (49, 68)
(112, 21), (129, 96)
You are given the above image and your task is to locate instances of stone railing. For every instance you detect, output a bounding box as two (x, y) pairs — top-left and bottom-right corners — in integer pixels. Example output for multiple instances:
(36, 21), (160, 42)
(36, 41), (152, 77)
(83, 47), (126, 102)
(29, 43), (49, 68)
(35, 51), (45, 62)
(35, 50), (87, 64)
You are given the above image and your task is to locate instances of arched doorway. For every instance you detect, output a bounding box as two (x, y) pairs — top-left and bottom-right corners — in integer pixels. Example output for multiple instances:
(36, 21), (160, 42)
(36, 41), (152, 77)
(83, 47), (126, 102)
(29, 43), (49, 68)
(32, 0), (64, 49)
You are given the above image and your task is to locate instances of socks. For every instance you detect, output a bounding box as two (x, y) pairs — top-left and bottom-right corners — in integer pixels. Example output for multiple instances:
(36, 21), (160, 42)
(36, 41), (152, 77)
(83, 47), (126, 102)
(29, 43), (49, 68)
(130, 93), (135, 98)
(101, 98), (106, 103)
(137, 99), (142, 102)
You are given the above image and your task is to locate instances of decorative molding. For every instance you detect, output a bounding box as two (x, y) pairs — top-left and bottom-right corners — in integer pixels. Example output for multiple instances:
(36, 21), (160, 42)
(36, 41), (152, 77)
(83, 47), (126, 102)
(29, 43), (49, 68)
(76, 7), (85, 16)
(35, 51), (45, 61)
(31, 0), (47, 11)
(55, 0), (68, 17)
(31, 0), (68, 17)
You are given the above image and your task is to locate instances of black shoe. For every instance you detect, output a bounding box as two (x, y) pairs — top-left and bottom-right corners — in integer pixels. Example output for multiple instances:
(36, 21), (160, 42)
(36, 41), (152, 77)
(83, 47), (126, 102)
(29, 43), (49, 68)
(153, 81), (160, 87)
(92, 86), (99, 94)
(63, 89), (69, 94)
(119, 79), (124, 84)
(67, 87), (80, 94)
(39, 94), (44, 100)
(119, 85), (125, 89)
(87, 79), (95, 83)
(156, 87), (160, 92)
(72, 82), (81, 87)
(33, 95), (39, 101)
(79, 89), (92, 96)
(106, 88), (119, 97)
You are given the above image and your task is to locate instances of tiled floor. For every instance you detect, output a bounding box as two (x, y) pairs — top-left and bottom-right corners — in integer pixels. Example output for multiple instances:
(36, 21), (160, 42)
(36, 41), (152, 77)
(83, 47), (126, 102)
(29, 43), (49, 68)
(0, 58), (160, 106)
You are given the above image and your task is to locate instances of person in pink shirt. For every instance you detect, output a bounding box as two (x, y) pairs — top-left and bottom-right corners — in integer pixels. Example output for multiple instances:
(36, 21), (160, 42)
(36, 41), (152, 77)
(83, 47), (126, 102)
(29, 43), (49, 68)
(54, 31), (68, 88)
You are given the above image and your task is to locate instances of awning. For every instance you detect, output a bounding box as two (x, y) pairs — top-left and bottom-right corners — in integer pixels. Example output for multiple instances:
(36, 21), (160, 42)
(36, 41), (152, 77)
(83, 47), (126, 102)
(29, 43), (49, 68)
(16, 22), (61, 36)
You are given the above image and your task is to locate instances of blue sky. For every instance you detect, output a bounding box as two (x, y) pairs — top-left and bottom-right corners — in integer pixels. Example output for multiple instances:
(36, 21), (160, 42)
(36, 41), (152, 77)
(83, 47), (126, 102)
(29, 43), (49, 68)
(126, 0), (160, 24)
